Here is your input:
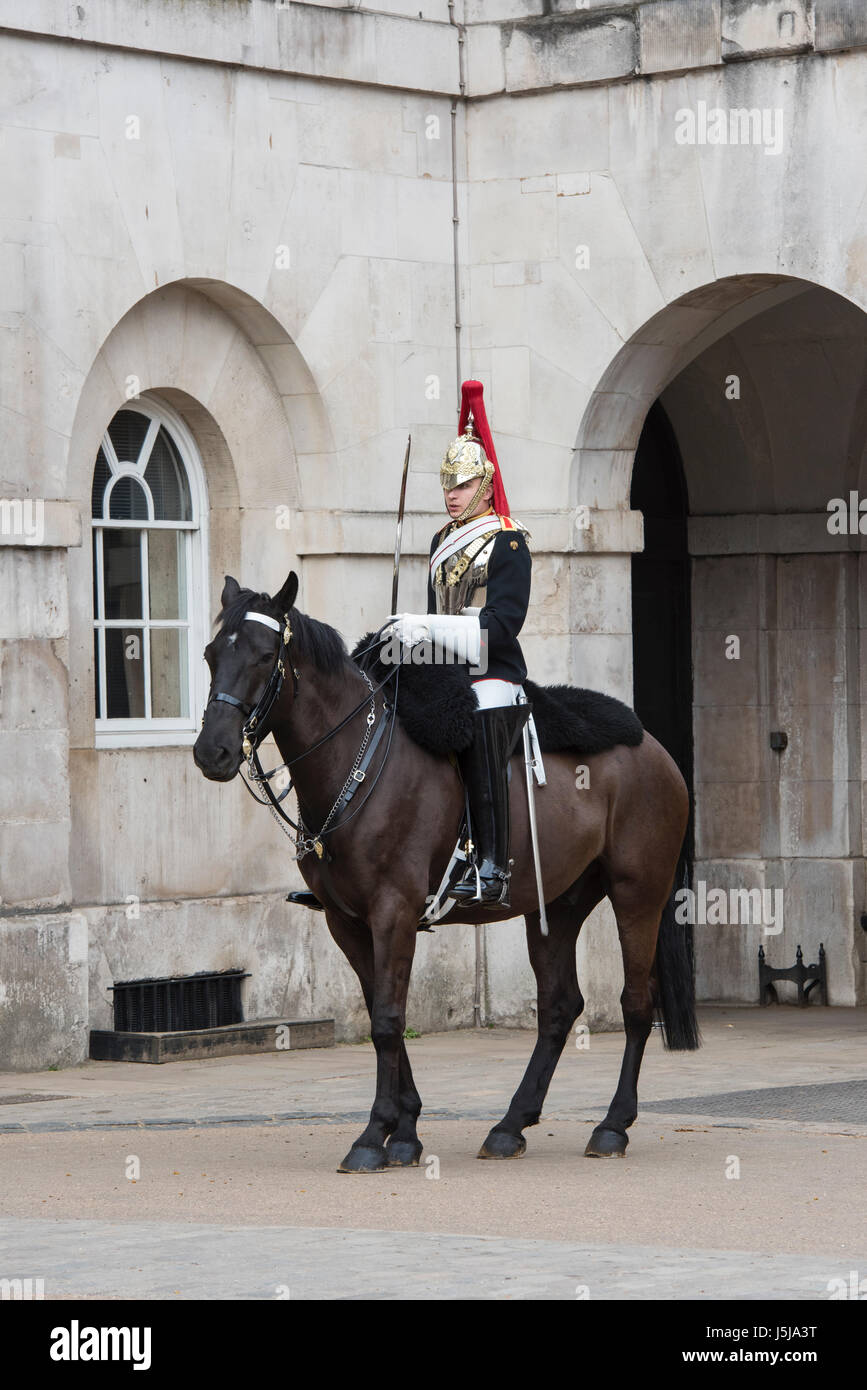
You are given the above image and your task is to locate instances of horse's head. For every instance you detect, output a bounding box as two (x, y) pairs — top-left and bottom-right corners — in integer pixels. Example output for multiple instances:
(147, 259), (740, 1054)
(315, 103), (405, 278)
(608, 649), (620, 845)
(193, 571), (298, 781)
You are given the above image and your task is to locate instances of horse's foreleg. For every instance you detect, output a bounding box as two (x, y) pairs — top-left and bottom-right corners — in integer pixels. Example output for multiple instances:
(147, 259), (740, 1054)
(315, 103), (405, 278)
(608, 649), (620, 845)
(384, 1050), (424, 1168)
(336, 907), (419, 1174)
(585, 883), (660, 1159)
(324, 910), (422, 1165)
(479, 872), (602, 1160)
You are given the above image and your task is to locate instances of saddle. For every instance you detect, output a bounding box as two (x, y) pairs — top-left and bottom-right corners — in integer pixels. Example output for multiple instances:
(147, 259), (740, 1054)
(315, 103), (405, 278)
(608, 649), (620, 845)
(350, 633), (643, 759)
(288, 639), (645, 926)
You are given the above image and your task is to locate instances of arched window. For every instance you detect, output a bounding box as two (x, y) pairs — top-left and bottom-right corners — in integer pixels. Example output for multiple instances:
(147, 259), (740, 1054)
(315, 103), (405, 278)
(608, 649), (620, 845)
(92, 400), (208, 746)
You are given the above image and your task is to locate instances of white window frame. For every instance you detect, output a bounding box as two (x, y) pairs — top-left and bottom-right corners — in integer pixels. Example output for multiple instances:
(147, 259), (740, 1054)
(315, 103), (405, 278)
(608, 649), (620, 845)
(93, 397), (209, 749)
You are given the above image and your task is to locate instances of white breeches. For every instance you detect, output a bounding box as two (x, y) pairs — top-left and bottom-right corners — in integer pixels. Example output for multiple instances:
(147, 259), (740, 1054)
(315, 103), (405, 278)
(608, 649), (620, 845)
(470, 678), (521, 709)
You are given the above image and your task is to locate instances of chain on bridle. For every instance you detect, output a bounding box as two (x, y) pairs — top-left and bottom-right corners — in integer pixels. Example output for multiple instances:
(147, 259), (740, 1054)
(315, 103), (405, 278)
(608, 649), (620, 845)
(206, 612), (399, 861)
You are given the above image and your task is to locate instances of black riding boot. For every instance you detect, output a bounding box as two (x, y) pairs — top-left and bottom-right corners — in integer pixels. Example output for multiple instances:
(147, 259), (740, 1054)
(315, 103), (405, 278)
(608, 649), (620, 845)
(448, 704), (530, 909)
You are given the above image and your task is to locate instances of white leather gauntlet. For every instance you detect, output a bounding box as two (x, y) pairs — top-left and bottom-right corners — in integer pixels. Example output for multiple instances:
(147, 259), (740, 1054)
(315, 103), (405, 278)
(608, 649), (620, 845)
(386, 612), (481, 666)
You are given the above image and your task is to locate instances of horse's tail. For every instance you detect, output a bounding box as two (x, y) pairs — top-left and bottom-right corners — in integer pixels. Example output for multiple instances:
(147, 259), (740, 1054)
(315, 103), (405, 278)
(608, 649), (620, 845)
(653, 860), (701, 1051)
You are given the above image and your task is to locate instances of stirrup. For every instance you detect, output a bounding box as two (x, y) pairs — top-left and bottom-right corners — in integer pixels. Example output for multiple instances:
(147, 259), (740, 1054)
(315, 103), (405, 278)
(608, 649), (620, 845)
(449, 862), (511, 908)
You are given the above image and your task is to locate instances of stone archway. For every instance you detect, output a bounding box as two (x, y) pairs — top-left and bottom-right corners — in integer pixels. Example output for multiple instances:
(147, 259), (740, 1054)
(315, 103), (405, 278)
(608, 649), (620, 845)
(574, 274), (867, 1008)
(569, 276), (811, 696)
(61, 280), (371, 1051)
(66, 279), (334, 746)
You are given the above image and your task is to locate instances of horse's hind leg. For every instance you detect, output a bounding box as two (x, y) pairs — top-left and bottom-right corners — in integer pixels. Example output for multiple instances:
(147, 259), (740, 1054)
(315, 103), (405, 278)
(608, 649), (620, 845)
(584, 879), (664, 1159)
(324, 911), (423, 1170)
(478, 865), (605, 1160)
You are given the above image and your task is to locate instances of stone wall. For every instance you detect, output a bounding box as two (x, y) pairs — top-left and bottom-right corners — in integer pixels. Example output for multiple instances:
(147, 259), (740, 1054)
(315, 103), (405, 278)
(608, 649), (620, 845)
(2, 0), (867, 1065)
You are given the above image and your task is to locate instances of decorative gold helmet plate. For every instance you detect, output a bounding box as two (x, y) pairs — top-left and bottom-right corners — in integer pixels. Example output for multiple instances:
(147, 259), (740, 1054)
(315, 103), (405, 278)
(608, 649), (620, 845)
(440, 416), (494, 492)
(440, 413), (495, 521)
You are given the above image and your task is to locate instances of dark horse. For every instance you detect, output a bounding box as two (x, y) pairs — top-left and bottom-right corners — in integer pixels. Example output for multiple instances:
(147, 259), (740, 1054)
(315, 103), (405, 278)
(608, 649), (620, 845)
(194, 572), (697, 1173)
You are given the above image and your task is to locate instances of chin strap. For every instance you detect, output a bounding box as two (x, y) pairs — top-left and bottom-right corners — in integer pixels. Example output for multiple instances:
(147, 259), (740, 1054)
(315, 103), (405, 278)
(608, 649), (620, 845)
(455, 477), (490, 522)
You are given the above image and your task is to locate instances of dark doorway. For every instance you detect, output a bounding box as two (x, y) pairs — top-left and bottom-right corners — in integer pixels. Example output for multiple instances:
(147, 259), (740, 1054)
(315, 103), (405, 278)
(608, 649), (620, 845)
(630, 401), (694, 871)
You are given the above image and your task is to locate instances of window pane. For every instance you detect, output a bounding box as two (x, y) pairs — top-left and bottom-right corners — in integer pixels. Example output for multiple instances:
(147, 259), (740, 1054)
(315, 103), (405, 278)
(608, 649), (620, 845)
(91, 446), (111, 518)
(92, 530), (101, 618)
(104, 529), (142, 618)
(108, 475), (149, 521)
(148, 529), (187, 619)
(93, 629), (102, 718)
(145, 427), (192, 521)
(92, 406), (201, 730)
(106, 627), (145, 718)
(108, 409), (150, 466)
(150, 628), (188, 718)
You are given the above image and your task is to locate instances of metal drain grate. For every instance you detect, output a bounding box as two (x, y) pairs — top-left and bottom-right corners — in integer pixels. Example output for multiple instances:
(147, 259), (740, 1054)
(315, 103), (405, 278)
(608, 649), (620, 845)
(110, 969), (249, 1033)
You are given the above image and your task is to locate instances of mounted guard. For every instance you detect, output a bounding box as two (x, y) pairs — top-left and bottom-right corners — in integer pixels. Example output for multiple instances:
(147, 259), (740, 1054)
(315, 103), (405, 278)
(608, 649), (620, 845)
(385, 379), (536, 908)
(194, 480), (697, 1171)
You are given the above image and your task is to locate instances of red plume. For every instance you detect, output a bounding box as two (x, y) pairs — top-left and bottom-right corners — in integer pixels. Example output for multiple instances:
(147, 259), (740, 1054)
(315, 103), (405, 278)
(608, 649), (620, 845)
(457, 380), (510, 518)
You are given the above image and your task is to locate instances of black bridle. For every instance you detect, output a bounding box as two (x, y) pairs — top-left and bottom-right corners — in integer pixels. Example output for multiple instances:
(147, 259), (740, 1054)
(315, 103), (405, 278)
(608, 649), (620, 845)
(206, 611), (399, 860)
(208, 612), (298, 748)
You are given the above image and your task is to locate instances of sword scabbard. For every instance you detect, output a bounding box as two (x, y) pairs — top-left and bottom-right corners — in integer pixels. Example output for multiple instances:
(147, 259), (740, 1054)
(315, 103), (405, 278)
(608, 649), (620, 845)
(391, 433), (412, 615)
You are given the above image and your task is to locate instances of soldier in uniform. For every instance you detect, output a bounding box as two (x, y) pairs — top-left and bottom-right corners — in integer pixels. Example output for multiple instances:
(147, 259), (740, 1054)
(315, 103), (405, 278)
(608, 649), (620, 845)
(386, 380), (532, 907)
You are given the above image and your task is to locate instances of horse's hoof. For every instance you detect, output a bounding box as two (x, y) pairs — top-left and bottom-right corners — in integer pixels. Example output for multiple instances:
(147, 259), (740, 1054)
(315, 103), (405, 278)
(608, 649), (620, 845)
(385, 1139), (423, 1167)
(337, 1144), (389, 1173)
(584, 1126), (628, 1158)
(477, 1129), (526, 1160)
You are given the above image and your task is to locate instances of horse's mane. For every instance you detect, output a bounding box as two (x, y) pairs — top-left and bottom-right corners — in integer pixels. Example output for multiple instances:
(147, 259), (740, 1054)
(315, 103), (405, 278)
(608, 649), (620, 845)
(216, 587), (350, 676)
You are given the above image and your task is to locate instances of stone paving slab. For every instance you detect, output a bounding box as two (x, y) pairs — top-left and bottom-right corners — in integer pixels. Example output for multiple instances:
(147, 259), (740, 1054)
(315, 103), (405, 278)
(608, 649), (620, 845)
(1, 1009), (865, 1300)
(643, 1080), (867, 1124)
(2, 1218), (862, 1301)
(2, 1114), (863, 1255)
(3, 1100), (867, 1137)
(0, 1009), (864, 1134)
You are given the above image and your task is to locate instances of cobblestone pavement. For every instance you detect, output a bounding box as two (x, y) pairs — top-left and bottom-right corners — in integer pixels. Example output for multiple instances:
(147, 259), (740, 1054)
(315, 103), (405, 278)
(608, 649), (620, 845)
(1, 1008), (865, 1300)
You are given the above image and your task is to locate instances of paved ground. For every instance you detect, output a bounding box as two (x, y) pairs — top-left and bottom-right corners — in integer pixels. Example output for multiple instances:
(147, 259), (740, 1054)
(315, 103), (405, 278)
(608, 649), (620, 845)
(1, 1006), (865, 1300)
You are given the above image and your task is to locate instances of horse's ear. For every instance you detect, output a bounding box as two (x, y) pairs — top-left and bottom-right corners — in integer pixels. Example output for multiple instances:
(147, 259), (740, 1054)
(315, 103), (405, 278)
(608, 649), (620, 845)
(221, 575), (241, 609)
(273, 571), (298, 614)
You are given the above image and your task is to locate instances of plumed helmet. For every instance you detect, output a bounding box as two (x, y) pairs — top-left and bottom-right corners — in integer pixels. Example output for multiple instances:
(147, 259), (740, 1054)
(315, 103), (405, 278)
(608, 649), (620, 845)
(440, 412), (494, 491)
(439, 381), (510, 521)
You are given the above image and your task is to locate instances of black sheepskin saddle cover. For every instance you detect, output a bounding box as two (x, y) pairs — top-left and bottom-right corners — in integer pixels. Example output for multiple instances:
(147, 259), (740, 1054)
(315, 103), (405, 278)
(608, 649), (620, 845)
(351, 633), (643, 759)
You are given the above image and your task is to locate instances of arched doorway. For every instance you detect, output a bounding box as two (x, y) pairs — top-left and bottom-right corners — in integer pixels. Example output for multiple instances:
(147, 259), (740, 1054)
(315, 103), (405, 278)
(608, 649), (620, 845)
(575, 275), (867, 1008)
(630, 401), (693, 872)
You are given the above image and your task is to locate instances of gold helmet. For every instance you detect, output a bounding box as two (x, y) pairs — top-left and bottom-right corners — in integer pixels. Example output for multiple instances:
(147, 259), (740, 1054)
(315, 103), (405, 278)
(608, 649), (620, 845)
(440, 413), (494, 520)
